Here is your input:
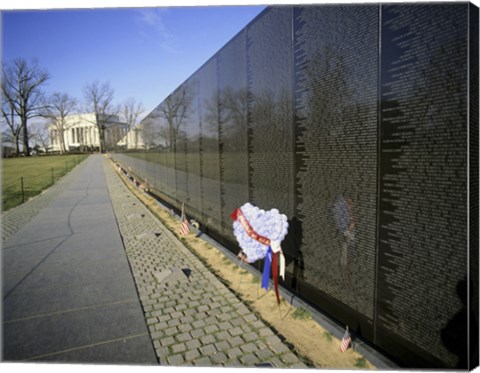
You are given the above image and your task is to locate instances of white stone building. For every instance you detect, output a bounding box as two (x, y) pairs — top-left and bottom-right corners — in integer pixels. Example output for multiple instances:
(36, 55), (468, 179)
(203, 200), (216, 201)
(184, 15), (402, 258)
(49, 113), (128, 152)
(117, 123), (146, 150)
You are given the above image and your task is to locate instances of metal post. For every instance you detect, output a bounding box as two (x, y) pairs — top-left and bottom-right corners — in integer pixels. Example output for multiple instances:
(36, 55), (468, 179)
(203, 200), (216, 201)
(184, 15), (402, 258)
(51, 168), (54, 185)
(65, 161), (68, 174)
(20, 177), (25, 203)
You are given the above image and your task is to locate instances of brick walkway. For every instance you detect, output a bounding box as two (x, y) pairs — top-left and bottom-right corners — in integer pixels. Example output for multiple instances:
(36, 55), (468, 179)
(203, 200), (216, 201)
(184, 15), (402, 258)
(104, 159), (307, 368)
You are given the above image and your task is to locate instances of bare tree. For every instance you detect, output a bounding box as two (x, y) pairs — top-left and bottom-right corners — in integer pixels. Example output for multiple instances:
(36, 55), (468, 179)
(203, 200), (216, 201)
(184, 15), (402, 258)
(120, 97), (144, 150)
(1, 93), (22, 155)
(82, 81), (118, 153)
(1, 58), (50, 156)
(157, 85), (192, 151)
(42, 92), (78, 154)
(29, 121), (50, 154)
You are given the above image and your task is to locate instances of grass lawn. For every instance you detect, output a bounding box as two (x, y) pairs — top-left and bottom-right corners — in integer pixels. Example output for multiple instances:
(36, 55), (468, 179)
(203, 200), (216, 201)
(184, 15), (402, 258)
(2, 154), (89, 211)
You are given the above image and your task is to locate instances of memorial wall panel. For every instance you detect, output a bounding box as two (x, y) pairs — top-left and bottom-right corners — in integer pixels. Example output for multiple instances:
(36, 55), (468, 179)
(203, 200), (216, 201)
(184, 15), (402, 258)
(184, 77), (203, 218)
(246, 7), (295, 218)
(116, 153), (146, 183)
(142, 103), (178, 204)
(168, 79), (201, 217)
(169, 87), (188, 207)
(293, 5), (378, 320)
(469, 4), (479, 369)
(156, 150), (172, 201)
(144, 152), (157, 195)
(151, 105), (177, 204)
(197, 58), (222, 233)
(115, 112), (149, 188)
(217, 31), (249, 239)
(144, 111), (163, 196)
(377, 4), (469, 368)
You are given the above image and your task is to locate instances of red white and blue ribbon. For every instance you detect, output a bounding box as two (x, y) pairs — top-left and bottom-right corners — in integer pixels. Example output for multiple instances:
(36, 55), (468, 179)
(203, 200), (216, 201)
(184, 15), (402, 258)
(261, 247), (273, 291)
(261, 246), (281, 304)
(230, 208), (271, 246)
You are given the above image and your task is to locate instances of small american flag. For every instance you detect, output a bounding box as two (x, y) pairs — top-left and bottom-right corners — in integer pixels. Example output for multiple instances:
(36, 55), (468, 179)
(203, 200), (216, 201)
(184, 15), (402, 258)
(179, 203), (190, 236)
(340, 326), (352, 352)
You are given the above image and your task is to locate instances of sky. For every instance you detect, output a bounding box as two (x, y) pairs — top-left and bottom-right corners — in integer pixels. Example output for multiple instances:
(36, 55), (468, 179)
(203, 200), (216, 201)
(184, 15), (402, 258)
(1, 2), (266, 120)
(2, 0), (480, 124)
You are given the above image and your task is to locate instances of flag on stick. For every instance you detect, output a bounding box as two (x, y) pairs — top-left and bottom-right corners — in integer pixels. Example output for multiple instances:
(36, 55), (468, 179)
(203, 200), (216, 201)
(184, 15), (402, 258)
(340, 326), (352, 352)
(180, 203), (190, 236)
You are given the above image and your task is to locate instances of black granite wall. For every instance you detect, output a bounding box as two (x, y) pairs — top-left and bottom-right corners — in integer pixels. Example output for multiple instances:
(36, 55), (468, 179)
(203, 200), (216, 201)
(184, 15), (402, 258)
(377, 4), (470, 368)
(114, 3), (478, 368)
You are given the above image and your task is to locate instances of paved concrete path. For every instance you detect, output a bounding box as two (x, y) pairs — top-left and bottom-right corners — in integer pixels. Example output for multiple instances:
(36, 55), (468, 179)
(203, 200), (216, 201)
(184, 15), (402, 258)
(2, 155), (157, 364)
